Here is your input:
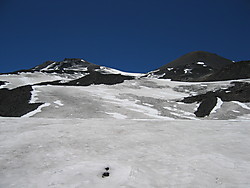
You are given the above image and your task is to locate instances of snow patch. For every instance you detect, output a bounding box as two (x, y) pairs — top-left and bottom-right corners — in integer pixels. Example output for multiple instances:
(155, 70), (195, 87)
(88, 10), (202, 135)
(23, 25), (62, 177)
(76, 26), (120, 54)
(197, 61), (205, 65)
(232, 101), (250, 110)
(30, 86), (40, 103)
(142, 103), (154, 107)
(21, 103), (51, 118)
(99, 66), (144, 77)
(211, 97), (223, 113)
(167, 68), (174, 71)
(232, 110), (240, 113)
(41, 62), (57, 71)
(54, 100), (64, 106)
(106, 112), (127, 119)
(0, 82), (8, 89)
(184, 69), (192, 74)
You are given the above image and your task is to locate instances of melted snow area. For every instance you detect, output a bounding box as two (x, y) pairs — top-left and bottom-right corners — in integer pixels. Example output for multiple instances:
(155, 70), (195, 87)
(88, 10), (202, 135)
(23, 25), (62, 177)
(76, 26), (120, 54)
(0, 118), (250, 188)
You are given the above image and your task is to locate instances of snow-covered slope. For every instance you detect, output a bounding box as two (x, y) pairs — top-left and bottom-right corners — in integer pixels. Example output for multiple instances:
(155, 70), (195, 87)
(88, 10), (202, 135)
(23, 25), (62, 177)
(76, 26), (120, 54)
(1, 70), (250, 119)
(1, 118), (250, 188)
(1, 55), (250, 187)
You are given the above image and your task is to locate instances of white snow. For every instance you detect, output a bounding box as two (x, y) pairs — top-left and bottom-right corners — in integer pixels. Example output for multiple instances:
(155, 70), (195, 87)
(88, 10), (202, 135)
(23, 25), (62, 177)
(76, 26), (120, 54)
(41, 62), (57, 71)
(29, 86), (40, 103)
(99, 66), (145, 77)
(211, 97), (223, 113)
(184, 69), (192, 74)
(21, 103), (51, 118)
(232, 110), (240, 113)
(142, 103), (154, 107)
(0, 82), (8, 89)
(167, 67), (174, 71)
(54, 100), (64, 106)
(197, 61), (205, 65)
(106, 112), (127, 119)
(64, 67), (88, 71)
(232, 101), (250, 110)
(0, 118), (250, 187)
(0, 72), (80, 89)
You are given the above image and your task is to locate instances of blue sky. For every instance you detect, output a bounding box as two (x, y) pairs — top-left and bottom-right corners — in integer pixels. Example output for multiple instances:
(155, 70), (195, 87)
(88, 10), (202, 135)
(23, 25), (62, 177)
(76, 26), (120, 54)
(0, 0), (249, 73)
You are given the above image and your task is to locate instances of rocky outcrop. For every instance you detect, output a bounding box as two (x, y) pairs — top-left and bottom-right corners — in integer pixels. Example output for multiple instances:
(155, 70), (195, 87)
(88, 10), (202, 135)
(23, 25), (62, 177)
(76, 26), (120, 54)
(181, 82), (250, 117)
(36, 71), (135, 86)
(148, 51), (233, 81)
(0, 85), (43, 117)
(205, 61), (250, 81)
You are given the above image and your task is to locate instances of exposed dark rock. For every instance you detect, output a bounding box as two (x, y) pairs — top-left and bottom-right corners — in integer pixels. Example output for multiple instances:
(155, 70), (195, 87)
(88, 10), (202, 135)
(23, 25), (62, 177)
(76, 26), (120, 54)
(147, 51), (234, 81)
(205, 61), (250, 81)
(36, 71), (135, 86)
(195, 96), (217, 117)
(1, 58), (100, 75)
(0, 85), (43, 117)
(0, 81), (6, 86)
(180, 82), (250, 117)
(102, 172), (110, 178)
(65, 71), (134, 86)
(105, 167), (110, 171)
(161, 51), (233, 69)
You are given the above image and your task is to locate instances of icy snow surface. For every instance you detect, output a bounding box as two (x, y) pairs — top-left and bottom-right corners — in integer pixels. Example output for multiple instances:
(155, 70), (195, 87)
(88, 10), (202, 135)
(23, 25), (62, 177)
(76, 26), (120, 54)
(0, 118), (250, 188)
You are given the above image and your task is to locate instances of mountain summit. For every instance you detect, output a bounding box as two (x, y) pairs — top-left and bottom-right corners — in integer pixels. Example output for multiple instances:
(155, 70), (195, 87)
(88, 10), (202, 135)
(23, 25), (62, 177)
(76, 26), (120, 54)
(148, 51), (234, 81)
(32, 58), (100, 73)
(161, 51), (233, 69)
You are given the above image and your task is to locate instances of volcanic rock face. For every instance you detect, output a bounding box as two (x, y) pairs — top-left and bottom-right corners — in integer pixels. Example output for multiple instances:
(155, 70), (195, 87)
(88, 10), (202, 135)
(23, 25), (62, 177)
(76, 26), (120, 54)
(6, 58), (101, 74)
(205, 61), (250, 81)
(0, 85), (43, 117)
(181, 82), (250, 117)
(148, 51), (234, 81)
(32, 58), (101, 74)
(0, 81), (6, 86)
(36, 71), (135, 86)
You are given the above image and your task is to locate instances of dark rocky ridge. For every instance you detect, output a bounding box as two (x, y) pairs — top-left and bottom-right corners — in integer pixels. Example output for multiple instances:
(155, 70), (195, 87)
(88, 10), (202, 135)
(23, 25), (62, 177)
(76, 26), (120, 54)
(148, 51), (236, 81)
(32, 58), (100, 74)
(180, 82), (250, 117)
(0, 81), (6, 86)
(2, 58), (100, 75)
(36, 71), (135, 86)
(161, 51), (233, 69)
(205, 61), (250, 81)
(2, 51), (250, 82)
(0, 85), (43, 117)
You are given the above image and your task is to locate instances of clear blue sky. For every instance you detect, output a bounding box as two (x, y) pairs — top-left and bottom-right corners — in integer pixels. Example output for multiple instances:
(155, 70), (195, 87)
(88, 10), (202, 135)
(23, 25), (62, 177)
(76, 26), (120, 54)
(1, 0), (250, 73)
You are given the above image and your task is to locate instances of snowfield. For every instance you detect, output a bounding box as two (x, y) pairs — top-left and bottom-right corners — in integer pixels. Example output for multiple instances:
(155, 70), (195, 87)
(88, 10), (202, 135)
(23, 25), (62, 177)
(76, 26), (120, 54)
(0, 118), (250, 188)
(1, 71), (250, 187)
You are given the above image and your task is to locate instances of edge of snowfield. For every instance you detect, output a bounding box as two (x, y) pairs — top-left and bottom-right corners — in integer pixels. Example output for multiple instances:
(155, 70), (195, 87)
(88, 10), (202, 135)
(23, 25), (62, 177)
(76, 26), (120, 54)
(0, 118), (250, 188)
